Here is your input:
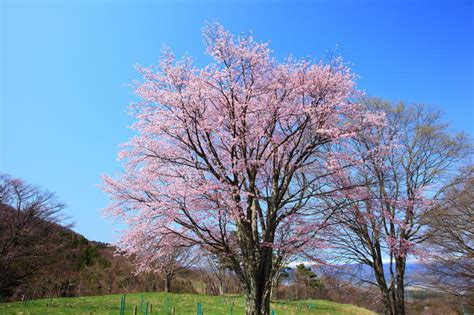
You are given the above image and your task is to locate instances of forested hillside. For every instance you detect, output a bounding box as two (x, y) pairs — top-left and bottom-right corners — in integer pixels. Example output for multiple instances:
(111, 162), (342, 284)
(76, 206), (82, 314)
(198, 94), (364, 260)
(1, 202), (109, 300)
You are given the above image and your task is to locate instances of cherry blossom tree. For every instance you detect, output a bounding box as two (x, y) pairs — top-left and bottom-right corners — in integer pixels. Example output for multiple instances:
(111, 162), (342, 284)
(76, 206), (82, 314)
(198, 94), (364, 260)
(102, 23), (384, 315)
(115, 227), (197, 293)
(323, 98), (471, 315)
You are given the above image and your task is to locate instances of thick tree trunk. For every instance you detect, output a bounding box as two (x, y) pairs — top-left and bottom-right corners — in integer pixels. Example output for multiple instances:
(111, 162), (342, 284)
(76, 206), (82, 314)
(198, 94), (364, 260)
(395, 258), (406, 315)
(246, 248), (273, 315)
(235, 192), (277, 315)
(242, 244), (274, 314)
(244, 281), (271, 315)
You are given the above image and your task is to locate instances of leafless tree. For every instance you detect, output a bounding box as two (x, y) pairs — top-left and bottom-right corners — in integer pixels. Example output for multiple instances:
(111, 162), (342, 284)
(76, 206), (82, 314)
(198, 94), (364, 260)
(423, 167), (474, 306)
(0, 173), (67, 301)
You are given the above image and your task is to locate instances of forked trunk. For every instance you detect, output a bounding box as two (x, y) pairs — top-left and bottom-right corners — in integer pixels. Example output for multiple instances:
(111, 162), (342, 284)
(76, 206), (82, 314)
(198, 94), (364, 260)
(245, 281), (271, 315)
(243, 249), (274, 314)
(237, 195), (276, 315)
(381, 290), (394, 315)
(372, 259), (394, 315)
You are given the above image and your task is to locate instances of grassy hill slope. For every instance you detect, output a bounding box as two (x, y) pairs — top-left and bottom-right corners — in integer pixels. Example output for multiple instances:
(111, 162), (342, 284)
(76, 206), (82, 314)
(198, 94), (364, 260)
(0, 292), (375, 315)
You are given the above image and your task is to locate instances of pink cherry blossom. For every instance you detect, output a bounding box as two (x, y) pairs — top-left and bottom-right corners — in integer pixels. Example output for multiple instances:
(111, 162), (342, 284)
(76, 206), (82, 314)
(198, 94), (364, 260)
(102, 22), (385, 314)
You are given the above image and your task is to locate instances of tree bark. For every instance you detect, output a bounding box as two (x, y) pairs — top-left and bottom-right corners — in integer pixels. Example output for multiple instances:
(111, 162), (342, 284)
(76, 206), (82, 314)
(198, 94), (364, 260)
(372, 259), (394, 315)
(234, 185), (279, 314)
(218, 264), (226, 296)
(241, 242), (274, 315)
(218, 278), (225, 296)
(395, 257), (406, 315)
(164, 274), (172, 293)
(381, 289), (394, 315)
(244, 280), (271, 315)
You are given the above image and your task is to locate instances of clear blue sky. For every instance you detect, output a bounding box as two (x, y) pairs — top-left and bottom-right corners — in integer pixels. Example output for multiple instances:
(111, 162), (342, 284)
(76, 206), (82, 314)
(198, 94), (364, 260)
(1, 0), (473, 243)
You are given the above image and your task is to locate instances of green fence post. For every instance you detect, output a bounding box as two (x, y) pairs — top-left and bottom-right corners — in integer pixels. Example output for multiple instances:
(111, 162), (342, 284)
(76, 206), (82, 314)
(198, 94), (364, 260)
(164, 297), (170, 314)
(197, 302), (203, 315)
(120, 294), (125, 315)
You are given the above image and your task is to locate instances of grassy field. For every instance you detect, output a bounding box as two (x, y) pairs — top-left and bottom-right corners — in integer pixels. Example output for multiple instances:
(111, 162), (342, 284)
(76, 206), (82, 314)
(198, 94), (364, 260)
(0, 292), (375, 315)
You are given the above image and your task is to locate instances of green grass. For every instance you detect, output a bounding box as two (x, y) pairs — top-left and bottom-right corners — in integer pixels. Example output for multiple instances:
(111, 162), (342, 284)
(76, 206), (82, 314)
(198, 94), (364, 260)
(0, 292), (375, 315)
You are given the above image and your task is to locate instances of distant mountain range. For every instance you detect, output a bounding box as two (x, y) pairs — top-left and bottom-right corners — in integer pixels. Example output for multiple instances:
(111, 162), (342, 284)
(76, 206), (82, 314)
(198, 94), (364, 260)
(285, 262), (431, 287)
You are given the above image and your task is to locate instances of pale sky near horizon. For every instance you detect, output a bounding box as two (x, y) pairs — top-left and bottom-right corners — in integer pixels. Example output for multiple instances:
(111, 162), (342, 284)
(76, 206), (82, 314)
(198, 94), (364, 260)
(1, 0), (473, 243)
